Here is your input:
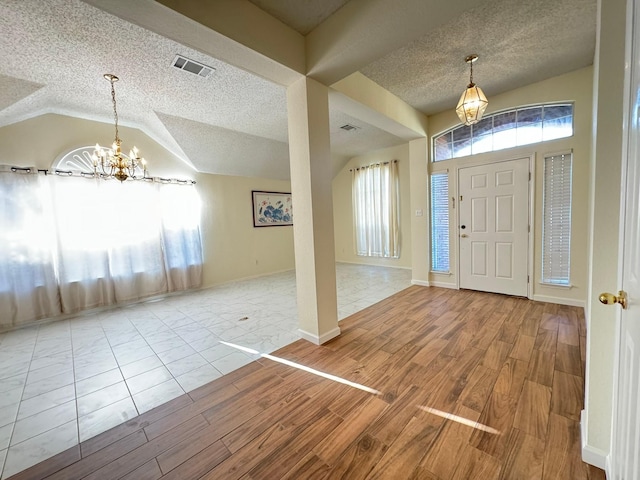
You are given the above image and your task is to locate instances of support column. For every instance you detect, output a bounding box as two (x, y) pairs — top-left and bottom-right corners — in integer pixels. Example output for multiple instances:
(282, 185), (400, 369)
(287, 77), (340, 345)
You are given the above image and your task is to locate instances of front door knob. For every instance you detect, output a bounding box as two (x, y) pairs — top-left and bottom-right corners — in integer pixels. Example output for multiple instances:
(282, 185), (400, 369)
(599, 290), (628, 309)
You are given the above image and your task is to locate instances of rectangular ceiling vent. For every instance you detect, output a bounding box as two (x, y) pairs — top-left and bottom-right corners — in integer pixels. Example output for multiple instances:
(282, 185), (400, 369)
(172, 55), (215, 78)
(340, 123), (360, 131)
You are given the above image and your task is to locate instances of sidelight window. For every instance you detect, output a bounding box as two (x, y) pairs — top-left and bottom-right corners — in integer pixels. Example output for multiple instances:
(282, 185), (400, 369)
(541, 152), (573, 285)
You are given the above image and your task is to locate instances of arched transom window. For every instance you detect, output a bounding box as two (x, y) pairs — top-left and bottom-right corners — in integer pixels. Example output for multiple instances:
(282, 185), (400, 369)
(432, 103), (573, 162)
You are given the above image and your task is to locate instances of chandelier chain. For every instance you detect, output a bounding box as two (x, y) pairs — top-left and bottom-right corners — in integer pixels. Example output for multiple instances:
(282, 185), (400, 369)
(109, 77), (120, 144)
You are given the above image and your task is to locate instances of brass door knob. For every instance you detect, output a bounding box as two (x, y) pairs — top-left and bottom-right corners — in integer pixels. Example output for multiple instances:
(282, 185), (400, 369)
(599, 290), (628, 309)
(461, 234), (469, 238)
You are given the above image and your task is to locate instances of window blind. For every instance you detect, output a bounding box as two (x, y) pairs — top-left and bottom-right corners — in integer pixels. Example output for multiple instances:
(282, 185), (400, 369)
(542, 153), (572, 285)
(430, 173), (449, 272)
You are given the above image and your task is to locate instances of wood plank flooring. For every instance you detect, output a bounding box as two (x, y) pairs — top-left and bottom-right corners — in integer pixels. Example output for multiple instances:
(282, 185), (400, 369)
(9, 286), (606, 479)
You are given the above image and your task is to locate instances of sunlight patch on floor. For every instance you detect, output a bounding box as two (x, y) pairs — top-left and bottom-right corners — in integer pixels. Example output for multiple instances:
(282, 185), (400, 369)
(417, 405), (500, 434)
(220, 340), (381, 395)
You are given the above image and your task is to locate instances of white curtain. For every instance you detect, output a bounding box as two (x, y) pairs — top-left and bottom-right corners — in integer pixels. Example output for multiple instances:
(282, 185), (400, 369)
(0, 171), (61, 328)
(352, 161), (399, 258)
(0, 170), (203, 328)
(158, 183), (203, 291)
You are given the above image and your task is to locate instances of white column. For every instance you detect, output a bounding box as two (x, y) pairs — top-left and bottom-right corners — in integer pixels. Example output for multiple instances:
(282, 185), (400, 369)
(287, 76), (340, 345)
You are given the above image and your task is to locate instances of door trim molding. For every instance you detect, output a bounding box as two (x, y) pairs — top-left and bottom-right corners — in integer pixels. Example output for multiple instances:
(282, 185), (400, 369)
(605, 0), (636, 473)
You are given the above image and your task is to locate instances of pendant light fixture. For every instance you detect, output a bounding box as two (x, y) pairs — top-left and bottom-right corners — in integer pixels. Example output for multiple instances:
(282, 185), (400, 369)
(455, 54), (489, 126)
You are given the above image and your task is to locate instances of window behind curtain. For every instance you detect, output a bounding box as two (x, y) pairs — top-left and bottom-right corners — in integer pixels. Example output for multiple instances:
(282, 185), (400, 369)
(352, 161), (400, 258)
(0, 169), (203, 328)
(430, 173), (450, 272)
(542, 152), (572, 285)
(0, 171), (61, 325)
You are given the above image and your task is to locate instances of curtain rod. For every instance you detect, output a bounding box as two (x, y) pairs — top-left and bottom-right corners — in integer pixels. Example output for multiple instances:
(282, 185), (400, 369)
(5, 166), (196, 185)
(349, 159), (398, 172)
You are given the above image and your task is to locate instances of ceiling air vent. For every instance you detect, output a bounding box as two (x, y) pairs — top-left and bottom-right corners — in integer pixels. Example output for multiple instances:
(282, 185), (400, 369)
(340, 124), (359, 131)
(172, 55), (215, 78)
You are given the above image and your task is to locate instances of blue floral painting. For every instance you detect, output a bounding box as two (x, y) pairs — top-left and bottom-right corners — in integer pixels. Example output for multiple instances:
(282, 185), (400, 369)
(252, 191), (293, 227)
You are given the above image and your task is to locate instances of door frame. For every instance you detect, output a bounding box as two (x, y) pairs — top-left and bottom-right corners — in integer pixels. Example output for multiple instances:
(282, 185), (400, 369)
(454, 155), (535, 299)
(608, 0), (635, 474)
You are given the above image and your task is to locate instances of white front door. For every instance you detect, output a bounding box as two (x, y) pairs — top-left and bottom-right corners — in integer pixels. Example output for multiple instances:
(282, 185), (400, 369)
(458, 158), (529, 297)
(611, 0), (640, 475)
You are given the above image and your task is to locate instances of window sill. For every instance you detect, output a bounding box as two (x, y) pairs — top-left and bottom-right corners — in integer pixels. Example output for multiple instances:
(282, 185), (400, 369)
(539, 282), (573, 289)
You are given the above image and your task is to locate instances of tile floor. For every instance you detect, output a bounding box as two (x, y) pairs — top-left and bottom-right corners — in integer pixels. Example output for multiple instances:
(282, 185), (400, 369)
(0, 263), (411, 478)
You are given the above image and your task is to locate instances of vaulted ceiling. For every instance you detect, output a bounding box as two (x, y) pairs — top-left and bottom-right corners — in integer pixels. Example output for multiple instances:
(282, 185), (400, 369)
(0, 0), (596, 180)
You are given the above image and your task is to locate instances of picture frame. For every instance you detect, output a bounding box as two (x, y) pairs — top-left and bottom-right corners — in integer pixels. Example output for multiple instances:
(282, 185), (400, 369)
(252, 190), (293, 227)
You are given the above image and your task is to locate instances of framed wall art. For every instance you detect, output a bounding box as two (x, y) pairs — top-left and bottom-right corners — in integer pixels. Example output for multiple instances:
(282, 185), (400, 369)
(252, 190), (293, 227)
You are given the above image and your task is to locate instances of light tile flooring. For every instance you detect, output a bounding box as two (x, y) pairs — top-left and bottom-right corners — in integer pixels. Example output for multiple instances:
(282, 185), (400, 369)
(0, 263), (411, 478)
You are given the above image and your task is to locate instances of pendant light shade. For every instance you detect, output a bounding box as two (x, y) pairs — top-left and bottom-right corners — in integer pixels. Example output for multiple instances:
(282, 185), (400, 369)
(456, 55), (488, 126)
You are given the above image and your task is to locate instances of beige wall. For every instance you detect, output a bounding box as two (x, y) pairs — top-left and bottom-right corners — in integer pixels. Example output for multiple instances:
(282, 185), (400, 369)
(197, 173), (294, 288)
(409, 137), (430, 285)
(332, 143), (412, 269)
(427, 66), (593, 307)
(0, 114), (295, 291)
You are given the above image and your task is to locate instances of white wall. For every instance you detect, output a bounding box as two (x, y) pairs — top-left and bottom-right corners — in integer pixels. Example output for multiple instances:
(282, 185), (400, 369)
(332, 143), (412, 269)
(0, 114), (295, 292)
(426, 67), (593, 306)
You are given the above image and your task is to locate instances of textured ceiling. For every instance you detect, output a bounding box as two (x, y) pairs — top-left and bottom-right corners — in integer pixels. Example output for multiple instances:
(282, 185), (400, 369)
(249, 0), (351, 35)
(329, 109), (406, 158)
(0, 74), (45, 112)
(157, 113), (291, 180)
(361, 0), (597, 115)
(0, 0), (596, 180)
(0, 0), (292, 175)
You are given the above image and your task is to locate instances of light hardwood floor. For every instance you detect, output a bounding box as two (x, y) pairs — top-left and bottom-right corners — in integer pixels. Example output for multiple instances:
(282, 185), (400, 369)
(8, 286), (605, 479)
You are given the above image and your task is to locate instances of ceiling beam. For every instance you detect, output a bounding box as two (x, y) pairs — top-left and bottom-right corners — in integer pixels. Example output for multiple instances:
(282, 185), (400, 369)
(305, 0), (486, 86)
(330, 73), (427, 138)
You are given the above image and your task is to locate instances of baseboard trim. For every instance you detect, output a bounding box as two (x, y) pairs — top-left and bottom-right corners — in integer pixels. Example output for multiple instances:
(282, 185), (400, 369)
(336, 260), (411, 270)
(298, 326), (341, 345)
(200, 268), (295, 290)
(532, 294), (585, 308)
(429, 281), (457, 289)
(411, 279), (430, 287)
(580, 410), (608, 470)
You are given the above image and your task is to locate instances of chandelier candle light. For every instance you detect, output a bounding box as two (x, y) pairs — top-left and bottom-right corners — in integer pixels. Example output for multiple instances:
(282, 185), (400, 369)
(455, 54), (489, 126)
(92, 74), (147, 182)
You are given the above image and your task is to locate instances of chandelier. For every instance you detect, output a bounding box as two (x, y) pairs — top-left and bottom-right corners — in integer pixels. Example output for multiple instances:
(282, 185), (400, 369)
(455, 54), (489, 126)
(92, 74), (147, 182)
